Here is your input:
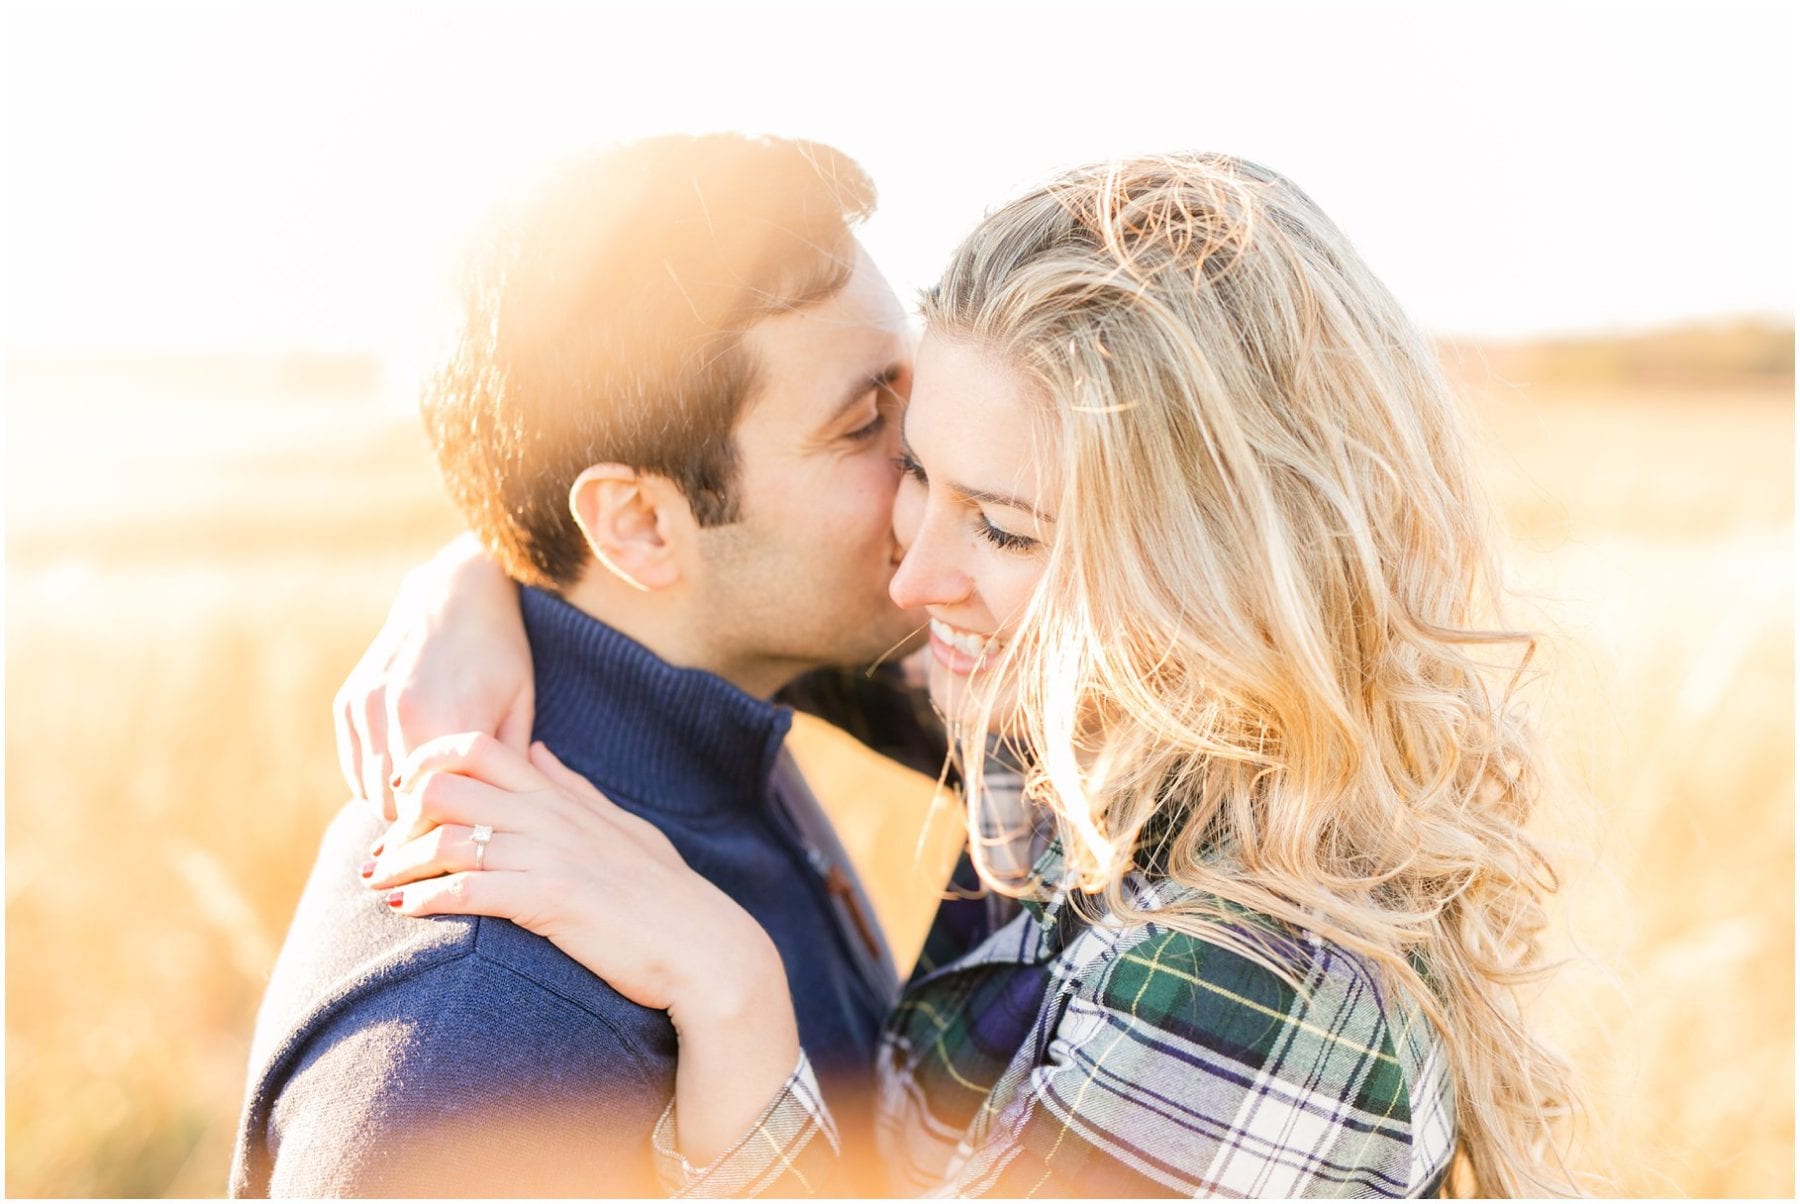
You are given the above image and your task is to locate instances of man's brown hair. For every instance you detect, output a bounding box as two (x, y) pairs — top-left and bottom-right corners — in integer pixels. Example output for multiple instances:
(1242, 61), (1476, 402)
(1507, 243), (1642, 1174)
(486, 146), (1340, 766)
(423, 133), (876, 588)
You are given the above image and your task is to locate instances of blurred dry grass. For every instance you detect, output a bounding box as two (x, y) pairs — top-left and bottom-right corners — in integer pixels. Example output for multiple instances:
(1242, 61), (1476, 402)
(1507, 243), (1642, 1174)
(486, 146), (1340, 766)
(5, 326), (1794, 1196)
(6, 362), (466, 1197)
(1445, 332), (1794, 1195)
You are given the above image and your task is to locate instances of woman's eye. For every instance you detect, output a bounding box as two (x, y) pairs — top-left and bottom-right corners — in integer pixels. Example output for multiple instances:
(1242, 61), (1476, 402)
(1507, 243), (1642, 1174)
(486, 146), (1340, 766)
(978, 515), (1037, 552)
(892, 452), (927, 483)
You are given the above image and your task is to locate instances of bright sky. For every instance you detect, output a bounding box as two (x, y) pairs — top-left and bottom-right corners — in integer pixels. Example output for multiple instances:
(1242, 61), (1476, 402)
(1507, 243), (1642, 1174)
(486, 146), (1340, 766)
(4, 4), (1794, 358)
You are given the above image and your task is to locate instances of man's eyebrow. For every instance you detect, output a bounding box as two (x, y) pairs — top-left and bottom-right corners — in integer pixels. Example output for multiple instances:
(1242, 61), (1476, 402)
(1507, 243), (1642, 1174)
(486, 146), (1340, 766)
(821, 362), (905, 431)
(898, 427), (1055, 524)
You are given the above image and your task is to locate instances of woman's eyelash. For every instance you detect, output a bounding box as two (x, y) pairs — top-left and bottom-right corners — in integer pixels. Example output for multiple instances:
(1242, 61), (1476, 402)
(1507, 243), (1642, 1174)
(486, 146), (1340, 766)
(896, 452), (1036, 551)
(978, 517), (1037, 552)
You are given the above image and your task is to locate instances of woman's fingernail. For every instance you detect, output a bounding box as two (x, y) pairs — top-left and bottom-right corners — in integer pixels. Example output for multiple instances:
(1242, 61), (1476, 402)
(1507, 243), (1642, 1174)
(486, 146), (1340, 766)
(385, 891), (405, 908)
(389, 771), (403, 789)
(369, 839), (384, 858)
(359, 860), (376, 879)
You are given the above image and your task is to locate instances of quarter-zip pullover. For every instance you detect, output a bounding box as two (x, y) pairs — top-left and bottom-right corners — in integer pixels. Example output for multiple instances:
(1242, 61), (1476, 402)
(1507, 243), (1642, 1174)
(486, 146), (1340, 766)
(230, 586), (893, 1197)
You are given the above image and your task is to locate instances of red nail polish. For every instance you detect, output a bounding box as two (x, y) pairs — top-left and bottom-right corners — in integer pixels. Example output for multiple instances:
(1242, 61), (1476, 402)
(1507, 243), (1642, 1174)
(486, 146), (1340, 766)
(389, 772), (403, 789)
(385, 891), (404, 908)
(369, 840), (384, 858)
(359, 860), (376, 879)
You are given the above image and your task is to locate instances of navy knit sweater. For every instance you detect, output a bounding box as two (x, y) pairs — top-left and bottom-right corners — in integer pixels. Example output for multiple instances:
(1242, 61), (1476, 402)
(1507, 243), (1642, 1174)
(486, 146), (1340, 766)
(230, 588), (894, 1197)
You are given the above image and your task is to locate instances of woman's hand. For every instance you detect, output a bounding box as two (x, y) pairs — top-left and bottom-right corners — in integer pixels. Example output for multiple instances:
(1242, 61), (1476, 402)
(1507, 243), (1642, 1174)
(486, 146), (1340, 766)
(367, 733), (802, 1163)
(334, 534), (535, 820)
(368, 733), (781, 1015)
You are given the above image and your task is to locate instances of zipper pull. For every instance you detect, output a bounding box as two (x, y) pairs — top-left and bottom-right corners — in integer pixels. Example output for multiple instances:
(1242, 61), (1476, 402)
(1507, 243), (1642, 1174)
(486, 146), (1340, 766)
(821, 862), (884, 964)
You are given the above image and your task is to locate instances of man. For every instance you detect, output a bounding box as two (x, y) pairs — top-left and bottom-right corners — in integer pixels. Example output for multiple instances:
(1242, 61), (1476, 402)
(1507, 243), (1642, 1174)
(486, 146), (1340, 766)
(231, 134), (931, 1196)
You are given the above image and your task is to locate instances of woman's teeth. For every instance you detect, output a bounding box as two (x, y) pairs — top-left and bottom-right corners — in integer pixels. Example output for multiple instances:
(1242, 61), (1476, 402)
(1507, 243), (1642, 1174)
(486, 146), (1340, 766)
(930, 618), (996, 659)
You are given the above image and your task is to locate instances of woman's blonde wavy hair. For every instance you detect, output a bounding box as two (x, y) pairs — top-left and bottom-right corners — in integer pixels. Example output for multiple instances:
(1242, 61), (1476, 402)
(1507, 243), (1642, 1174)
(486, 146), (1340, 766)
(919, 153), (1576, 1196)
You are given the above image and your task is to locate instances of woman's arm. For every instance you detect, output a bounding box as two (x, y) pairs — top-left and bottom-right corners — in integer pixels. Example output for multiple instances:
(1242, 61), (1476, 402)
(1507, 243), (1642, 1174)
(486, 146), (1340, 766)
(369, 740), (1431, 1200)
(638, 916), (1443, 1199)
(368, 734), (803, 1168)
(333, 534), (534, 818)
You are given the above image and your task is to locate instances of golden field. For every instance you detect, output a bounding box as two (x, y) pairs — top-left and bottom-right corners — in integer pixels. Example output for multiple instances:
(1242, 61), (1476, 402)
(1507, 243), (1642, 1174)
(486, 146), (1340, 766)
(5, 328), (1793, 1196)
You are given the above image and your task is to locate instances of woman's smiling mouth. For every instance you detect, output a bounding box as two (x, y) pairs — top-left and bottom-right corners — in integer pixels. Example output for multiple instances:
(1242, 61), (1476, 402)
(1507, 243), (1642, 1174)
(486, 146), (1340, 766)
(927, 617), (998, 673)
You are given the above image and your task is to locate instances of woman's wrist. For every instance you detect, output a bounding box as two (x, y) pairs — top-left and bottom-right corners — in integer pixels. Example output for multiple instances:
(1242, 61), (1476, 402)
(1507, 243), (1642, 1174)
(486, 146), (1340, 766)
(668, 921), (790, 1033)
(432, 535), (512, 615)
(666, 927), (801, 1167)
(434, 530), (494, 573)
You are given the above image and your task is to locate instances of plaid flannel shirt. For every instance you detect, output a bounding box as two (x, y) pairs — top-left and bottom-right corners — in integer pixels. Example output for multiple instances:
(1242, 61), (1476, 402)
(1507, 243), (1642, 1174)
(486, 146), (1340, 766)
(652, 837), (1455, 1198)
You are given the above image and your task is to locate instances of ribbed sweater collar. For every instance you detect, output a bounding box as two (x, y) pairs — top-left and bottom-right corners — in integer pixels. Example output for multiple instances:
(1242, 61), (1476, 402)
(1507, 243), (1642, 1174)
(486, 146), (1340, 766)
(522, 586), (792, 818)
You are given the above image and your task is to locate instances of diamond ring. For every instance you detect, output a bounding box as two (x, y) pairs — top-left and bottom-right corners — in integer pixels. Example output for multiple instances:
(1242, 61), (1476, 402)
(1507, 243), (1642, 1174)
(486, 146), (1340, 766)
(471, 824), (494, 871)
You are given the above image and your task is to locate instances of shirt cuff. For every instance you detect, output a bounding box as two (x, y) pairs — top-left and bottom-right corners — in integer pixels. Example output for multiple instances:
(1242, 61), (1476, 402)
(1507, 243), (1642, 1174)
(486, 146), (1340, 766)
(650, 1049), (837, 1197)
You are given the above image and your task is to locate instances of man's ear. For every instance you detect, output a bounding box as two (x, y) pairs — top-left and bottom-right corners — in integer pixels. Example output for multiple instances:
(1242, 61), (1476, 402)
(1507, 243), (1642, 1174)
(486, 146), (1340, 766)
(568, 465), (690, 592)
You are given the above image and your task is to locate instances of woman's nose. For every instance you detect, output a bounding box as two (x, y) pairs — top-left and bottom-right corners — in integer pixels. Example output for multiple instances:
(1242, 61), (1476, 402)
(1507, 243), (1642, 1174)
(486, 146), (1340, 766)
(889, 509), (971, 610)
(890, 471), (924, 556)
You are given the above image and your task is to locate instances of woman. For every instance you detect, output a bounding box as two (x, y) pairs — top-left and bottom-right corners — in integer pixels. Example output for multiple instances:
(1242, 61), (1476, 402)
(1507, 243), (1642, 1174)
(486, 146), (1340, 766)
(354, 153), (1573, 1195)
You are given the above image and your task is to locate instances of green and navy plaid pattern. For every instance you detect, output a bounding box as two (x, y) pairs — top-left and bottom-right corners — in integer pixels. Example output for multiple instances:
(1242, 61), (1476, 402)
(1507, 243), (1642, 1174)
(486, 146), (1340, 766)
(656, 842), (1454, 1198)
(651, 1059), (838, 1198)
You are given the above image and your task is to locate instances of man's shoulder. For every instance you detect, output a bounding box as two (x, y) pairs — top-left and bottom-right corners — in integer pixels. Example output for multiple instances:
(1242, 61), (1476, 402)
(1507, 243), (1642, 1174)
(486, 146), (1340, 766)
(233, 801), (676, 1196)
(237, 943), (672, 1198)
(248, 800), (674, 1089)
(252, 803), (467, 1031)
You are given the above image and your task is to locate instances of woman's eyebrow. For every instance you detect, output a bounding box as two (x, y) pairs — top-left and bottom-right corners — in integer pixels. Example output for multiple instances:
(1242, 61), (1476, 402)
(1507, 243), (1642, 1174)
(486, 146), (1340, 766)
(898, 426), (1054, 524)
(956, 481), (1054, 524)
